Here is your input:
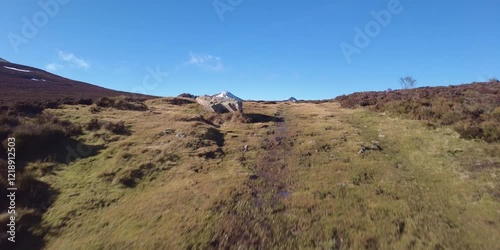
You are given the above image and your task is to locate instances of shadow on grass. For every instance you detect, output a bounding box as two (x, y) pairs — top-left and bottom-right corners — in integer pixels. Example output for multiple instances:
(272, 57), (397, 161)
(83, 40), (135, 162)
(245, 113), (284, 123)
(0, 171), (60, 250)
(205, 127), (225, 147)
(15, 137), (105, 167)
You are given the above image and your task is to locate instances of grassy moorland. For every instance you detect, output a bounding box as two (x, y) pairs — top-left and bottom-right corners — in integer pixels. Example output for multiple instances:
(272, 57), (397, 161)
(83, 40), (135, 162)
(335, 81), (500, 142)
(0, 86), (499, 249)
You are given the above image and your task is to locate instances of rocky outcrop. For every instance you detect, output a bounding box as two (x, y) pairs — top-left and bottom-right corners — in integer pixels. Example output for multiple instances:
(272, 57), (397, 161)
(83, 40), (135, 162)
(196, 93), (243, 113)
(177, 93), (196, 99)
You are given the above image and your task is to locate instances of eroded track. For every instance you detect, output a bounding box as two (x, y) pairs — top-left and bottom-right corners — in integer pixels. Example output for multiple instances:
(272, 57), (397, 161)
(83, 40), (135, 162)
(205, 104), (297, 249)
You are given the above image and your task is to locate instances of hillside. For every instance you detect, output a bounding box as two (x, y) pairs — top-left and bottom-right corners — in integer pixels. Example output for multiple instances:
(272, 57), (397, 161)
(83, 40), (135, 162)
(1, 87), (498, 249)
(335, 81), (500, 142)
(0, 60), (155, 105)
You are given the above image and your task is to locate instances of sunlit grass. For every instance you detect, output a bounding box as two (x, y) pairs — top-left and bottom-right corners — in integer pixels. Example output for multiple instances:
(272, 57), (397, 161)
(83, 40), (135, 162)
(8, 98), (498, 249)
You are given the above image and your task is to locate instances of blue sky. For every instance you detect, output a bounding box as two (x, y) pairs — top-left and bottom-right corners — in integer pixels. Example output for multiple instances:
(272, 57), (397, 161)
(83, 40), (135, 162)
(1, 0), (499, 100)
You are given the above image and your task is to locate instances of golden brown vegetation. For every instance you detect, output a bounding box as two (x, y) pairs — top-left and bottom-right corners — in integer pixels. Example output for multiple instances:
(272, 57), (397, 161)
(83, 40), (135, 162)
(0, 92), (498, 249)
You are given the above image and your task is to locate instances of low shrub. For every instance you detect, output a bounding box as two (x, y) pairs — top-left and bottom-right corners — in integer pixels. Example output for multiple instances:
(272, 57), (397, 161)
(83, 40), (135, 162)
(12, 123), (67, 154)
(89, 106), (101, 113)
(1, 113), (82, 162)
(481, 122), (500, 143)
(114, 99), (148, 111)
(455, 125), (483, 140)
(178, 93), (197, 99)
(35, 113), (82, 136)
(488, 107), (500, 122)
(13, 103), (44, 115)
(96, 96), (148, 111)
(42, 100), (60, 109)
(78, 98), (93, 105)
(164, 97), (195, 105)
(61, 97), (78, 105)
(0, 113), (20, 126)
(87, 118), (101, 131)
(104, 121), (129, 135)
(95, 97), (114, 108)
(440, 111), (463, 126)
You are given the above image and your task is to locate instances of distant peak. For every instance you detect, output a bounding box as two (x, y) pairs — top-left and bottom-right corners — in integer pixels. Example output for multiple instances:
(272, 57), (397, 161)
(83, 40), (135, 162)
(0, 57), (9, 63)
(215, 91), (243, 101)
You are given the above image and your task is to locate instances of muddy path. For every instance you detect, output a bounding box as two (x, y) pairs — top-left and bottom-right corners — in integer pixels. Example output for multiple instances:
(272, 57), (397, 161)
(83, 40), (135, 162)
(205, 104), (297, 249)
(251, 104), (293, 208)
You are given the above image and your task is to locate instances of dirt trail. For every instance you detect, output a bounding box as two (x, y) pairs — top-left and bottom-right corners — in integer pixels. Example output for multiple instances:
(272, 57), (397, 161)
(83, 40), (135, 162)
(251, 104), (293, 207)
(207, 104), (297, 249)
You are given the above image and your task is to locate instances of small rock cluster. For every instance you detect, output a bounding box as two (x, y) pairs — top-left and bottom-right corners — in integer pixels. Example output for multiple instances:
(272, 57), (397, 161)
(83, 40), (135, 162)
(358, 140), (383, 155)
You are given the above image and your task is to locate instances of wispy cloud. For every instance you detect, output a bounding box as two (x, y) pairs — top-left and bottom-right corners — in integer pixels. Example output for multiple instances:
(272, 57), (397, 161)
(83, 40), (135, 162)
(57, 50), (90, 69)
(45, 63), (64, 72)
(45, 50), (90, 72)
(187, 52), (224, 71)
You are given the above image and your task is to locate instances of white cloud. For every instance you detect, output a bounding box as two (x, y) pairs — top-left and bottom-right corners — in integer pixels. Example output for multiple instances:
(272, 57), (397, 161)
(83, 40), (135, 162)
(45, 63), (64, 72)
(187, 52), (224, 71)
(57, 50), (90, 69)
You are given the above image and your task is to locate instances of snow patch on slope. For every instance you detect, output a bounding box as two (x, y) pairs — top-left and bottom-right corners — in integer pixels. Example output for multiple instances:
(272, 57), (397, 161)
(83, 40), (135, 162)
(31, 78), (46, 82)
(4, 66), (31, 73)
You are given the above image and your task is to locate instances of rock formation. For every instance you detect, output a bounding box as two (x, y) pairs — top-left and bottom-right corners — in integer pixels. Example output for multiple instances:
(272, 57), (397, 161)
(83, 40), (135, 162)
(196, 91), (243, 113)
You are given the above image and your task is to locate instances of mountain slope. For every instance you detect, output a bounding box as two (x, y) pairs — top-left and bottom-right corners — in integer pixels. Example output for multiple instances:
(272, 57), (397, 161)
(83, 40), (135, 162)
(0, 60), (156, 105)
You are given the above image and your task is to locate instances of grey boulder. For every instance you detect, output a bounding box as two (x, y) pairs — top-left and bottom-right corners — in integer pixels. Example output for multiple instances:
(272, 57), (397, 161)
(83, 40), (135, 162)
(196, 92), (243, 113)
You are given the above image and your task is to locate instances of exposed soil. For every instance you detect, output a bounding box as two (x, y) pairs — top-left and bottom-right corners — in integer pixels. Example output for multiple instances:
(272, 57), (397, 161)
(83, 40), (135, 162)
(207, 104), (297, 249)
